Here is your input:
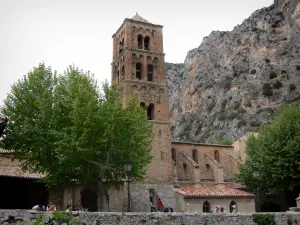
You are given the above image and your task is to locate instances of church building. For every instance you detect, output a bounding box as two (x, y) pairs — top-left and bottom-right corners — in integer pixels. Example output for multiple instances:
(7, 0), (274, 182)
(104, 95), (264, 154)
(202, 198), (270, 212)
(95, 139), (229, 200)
(0, 14), (255, 213)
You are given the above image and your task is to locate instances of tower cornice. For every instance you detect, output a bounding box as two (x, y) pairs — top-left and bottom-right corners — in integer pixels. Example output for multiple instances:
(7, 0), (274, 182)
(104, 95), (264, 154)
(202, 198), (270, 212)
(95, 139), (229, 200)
(112, 18), (163, 38)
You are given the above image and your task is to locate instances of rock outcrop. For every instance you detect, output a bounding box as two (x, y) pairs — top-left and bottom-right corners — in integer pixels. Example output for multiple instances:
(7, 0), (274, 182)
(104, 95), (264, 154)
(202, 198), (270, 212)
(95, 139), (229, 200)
(166, 0), (300, 143)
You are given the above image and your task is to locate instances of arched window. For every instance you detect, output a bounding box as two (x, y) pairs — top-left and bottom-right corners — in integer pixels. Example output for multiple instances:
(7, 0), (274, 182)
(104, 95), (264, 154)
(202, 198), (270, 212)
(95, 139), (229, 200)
(203, 201), (211, 213)
(147, 64), (154, 81)
(171, 148), (176, 163)
(138, 35), (143, 49)
(229, 200), (237, 213)
(136, 63), (142, 80)
(214, 150), (220, 163)
(144, 36), (150, 50)
(121, 65), (125, 75)
(147, 103), (154, 120)
(192, 149), (198, 163)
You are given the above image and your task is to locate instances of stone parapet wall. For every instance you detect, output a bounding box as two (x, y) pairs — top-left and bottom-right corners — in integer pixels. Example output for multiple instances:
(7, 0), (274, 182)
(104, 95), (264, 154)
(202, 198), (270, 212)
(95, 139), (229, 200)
(1, 210), (300, 225)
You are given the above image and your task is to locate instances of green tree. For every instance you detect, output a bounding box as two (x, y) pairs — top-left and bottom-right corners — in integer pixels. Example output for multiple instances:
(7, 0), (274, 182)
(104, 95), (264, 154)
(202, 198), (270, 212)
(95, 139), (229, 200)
(237, 103), (300, 205)
(2, 63), (153, 211)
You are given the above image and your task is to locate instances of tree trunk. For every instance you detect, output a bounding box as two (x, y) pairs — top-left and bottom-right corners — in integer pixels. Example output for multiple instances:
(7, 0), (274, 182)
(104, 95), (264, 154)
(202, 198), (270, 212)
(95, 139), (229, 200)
(96, 180), (110, 212)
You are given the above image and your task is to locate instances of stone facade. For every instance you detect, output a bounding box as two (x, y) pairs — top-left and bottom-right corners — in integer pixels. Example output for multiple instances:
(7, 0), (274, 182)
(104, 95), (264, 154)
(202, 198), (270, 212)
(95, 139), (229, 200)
(111, 14), (172, 184)
(1, 210), (300, 225)
(176, 194), (255, 213)
(171, 142), (241, 183)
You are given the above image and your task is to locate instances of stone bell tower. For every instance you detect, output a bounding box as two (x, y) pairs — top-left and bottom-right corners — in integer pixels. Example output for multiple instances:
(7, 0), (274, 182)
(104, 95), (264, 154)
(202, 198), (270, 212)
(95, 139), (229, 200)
(111, 13), (172, 183)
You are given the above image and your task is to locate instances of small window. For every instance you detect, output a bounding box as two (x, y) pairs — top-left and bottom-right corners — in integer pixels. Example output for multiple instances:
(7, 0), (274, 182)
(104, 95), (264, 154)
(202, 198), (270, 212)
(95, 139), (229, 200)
(147, 103), (154, 120)
(144, 36), (150, 50)
(138, 35), (143, 49)
(230, 200), (237, 213)
(205, 164), (210, 171)
(214, 150), (220, 163)
(183, 163), (187, 174)
(121, 65), (125, 75)
(171, 148), (176, 163)
(140, 102), (146, 109)
(136, 63), (142, 80)
(203, 201), (211, 213)
(192, 149), (198, 163)
(147, 64), (154, 81)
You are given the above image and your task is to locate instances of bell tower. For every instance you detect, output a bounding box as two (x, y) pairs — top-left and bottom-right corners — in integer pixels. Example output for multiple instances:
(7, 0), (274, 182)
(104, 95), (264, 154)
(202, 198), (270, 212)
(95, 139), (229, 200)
(111, 13), (172, 183)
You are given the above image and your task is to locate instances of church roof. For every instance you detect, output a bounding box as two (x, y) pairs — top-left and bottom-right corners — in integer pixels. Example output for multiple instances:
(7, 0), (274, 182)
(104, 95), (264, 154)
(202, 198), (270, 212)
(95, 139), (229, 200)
(0, 167), (44, 179)
(175, 183), (255, 199)
(131, 13), (152, 24)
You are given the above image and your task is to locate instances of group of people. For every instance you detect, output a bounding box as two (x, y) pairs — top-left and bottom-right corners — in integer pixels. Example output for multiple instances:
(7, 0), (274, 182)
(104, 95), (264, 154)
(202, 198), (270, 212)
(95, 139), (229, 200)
(213, 205), (237, 213)
(150, 198), (163, 212)
(32, 202), (56, 211)
(32, 201), (87, 212)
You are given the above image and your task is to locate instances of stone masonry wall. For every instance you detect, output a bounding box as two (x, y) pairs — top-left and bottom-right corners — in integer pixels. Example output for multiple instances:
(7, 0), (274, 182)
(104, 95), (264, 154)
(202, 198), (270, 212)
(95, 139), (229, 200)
(1, 210), (300, 225)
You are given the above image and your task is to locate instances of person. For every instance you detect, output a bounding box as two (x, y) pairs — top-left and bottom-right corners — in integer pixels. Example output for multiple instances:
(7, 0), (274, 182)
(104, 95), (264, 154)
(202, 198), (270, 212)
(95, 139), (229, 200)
(163, 207), (174, 212)
(157, 198), (163, 211)
(77, 201), (83, 211)
(214, 205), (220, 213)
(66, 204), (72, 212)
(46, 202), (56, 211)
(231, 205), (237, 213)
(32, 204), (45, 211)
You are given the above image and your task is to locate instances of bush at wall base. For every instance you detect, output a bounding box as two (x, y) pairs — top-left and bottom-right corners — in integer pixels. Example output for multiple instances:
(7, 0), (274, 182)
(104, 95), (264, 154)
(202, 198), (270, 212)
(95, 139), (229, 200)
(252, 213), (275, 225)
(24, 211), (85, 225)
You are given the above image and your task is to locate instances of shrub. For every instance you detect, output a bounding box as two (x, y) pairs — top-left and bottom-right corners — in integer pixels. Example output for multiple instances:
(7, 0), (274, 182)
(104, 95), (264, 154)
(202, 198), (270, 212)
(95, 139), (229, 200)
(273, 80), (282, 89)
(252, 213), (275, 225)
(269, 72), (277, 79)
(262, 83), (273, 97)
(24, 211), (84, 225)
(216, 139), (233, 145)
(251, 69), (257, 74)
(233, 72), (239, 78)
(290, 84), (296, 91)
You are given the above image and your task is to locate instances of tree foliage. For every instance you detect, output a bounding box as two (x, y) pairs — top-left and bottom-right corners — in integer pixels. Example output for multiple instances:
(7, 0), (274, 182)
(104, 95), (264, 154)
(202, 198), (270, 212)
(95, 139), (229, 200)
(237, 103), (300, 198)
(24, 211), (84, 225)
(2, 63), (153, 210)
(262, 83), (273, 97)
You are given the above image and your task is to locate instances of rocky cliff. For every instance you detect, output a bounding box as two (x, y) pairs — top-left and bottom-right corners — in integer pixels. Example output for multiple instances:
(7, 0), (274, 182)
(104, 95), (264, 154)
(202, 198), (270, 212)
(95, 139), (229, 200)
(166, 0), (300, 143)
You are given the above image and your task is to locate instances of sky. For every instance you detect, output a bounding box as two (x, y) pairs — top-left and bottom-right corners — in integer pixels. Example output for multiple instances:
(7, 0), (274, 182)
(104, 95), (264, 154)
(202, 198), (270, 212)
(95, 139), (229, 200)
(0, 0), (274, 105)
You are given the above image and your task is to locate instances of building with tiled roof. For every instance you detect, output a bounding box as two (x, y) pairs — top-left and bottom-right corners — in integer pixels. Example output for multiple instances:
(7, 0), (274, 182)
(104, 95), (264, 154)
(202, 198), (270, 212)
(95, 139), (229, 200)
(0, 13), (254, 213)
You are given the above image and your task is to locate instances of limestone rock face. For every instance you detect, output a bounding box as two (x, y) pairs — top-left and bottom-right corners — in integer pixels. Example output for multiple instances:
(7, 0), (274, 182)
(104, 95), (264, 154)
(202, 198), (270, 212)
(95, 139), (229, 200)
(166, 0), (300, 143)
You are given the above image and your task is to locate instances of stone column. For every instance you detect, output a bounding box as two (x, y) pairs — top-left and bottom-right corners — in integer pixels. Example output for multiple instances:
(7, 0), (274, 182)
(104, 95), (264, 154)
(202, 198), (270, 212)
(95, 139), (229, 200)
(296, 194), (300, 208)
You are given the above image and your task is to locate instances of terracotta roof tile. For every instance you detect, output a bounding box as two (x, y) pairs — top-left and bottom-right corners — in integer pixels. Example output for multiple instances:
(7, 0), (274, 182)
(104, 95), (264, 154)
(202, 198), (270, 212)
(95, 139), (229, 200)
(0, 167), (44, 179)
(175, 183), (255, 198)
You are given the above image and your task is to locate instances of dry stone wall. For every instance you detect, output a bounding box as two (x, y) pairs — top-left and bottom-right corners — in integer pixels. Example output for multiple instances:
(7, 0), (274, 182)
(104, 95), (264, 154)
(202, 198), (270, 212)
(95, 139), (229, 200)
(1, 210), (300, 225)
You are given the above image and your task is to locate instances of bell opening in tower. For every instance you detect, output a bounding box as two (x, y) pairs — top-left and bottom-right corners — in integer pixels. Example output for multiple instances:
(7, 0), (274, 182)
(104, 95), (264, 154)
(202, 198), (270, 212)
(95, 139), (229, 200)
(147, 64), (154, 81)
(138, 35), (143, 49)
(144, 36), (150, 50)
(136, 63), (142, 80)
